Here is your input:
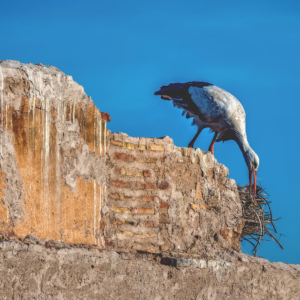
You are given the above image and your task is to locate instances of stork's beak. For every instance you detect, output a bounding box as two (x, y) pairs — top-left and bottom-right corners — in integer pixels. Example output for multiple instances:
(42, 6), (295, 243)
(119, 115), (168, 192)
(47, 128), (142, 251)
(249, 169), (257, 201)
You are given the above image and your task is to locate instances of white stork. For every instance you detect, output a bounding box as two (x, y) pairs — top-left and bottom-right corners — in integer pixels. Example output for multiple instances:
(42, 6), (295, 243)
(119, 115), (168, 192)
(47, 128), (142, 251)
(154, 82), (259, 200)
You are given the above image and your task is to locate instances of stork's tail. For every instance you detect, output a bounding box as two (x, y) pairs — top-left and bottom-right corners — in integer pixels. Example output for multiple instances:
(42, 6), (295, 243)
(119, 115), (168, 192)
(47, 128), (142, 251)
(154, 87), (173, 100)
(154, 83), (188, 100)
(156, 94), (173, 100)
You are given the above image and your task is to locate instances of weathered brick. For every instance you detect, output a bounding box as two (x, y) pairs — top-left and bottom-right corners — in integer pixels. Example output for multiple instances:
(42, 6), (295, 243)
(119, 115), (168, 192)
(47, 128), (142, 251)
(113, 220), (123, 225)
(123, 142), (136, 150)
(131, 208), (155, 215)
(159, 208), (169, 223)
(157, 181), (169, 190)
(136, 145), (146, 150)
(120, 169), (143, 177)
(148, 144), (164, 151)
(124, 220), (138, 226)
(145, 222), (154, 227)
(123, 142), (146, 151)
(110, 193), (120, 199)
(132, 243), (160, 254)
(136, 233), (156, 239)
(120, 193), (133, 200)
(142, 196), (155, 202)
(112, 206), (131, 213)
(135, 157), (157, 163)
(114, 153), (134, 161)
(143, 170), (150, 177)
(110, 180), (130, 188)
(111, 139), (123, 147)
(145, 183), (154, 189)
(116, 230), (134, 237)
(159, 200), (169, 208)
(110, 140), (145, 150)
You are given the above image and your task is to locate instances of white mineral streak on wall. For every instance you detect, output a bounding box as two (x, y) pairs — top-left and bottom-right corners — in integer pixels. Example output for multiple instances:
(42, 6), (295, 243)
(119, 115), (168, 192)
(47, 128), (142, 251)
(104, 121), (106, 155)
(99, 116), (102, 156)
(24, 67), (34, 202)
(44, 77), (53, 231)
(24, 66), (33, 111)
(38, 71), (48, 231)
(32, 71), (36, 149)
(0, 66), (4, 158)
(24, 66), (37, 152)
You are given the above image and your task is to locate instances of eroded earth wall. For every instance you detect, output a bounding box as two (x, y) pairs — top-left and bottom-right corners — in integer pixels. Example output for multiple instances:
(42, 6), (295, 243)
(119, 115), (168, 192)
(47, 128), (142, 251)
(0, 61), (299, 300)
(0, 60), (109, 247)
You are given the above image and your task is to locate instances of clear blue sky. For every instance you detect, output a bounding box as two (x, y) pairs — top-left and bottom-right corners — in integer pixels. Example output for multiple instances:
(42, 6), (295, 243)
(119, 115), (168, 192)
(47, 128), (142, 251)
(1, 0), (300, 264)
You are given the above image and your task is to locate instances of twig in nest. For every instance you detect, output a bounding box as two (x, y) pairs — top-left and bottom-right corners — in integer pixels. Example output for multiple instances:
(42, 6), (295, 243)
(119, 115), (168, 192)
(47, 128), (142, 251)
(238, 183), (283, 256)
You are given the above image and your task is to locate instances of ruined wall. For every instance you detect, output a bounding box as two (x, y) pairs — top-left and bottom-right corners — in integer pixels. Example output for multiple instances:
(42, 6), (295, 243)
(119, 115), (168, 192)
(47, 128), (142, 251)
(0, 61), (243, 257)
(0, 61), (299, 300)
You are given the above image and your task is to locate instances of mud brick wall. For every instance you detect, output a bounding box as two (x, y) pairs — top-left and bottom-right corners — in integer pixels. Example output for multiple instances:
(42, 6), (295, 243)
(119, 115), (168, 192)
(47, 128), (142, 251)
(103, 132), (244, 257)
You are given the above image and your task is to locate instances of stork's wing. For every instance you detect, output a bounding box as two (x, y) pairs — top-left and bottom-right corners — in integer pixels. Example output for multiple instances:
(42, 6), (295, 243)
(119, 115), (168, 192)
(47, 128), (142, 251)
(154, 82), (230, 123)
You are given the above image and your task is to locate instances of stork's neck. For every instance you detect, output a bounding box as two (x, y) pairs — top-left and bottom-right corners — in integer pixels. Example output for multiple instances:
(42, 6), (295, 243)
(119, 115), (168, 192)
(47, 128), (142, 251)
(234, 133), (253, 169)
(235, 133), (250, 153)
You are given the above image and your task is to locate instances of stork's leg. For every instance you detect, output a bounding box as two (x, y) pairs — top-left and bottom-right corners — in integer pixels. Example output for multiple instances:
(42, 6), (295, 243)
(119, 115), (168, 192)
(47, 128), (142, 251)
(249, 169), (252, 199)
(188, 128), (202, 148)
(208, 132), (218, 156)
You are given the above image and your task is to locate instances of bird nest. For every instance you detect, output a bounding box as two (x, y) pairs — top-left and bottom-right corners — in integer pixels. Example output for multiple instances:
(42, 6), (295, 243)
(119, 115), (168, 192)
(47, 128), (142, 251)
(238, 184), (284, 256)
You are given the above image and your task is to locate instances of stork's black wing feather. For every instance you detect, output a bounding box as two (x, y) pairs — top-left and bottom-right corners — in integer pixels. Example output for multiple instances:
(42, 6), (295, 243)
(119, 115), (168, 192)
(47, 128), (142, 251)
(154, 82), (213, 122)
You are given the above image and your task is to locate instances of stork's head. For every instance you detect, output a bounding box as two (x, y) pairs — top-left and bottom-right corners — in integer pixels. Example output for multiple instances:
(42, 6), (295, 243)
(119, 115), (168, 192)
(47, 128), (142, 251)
(244, 148), (259, 200)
